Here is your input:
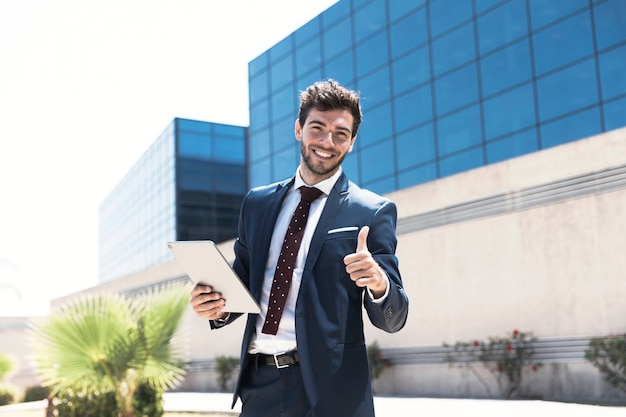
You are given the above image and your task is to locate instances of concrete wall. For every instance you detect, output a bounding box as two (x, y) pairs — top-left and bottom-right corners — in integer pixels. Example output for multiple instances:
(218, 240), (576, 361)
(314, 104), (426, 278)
(18, 126), (626, 403)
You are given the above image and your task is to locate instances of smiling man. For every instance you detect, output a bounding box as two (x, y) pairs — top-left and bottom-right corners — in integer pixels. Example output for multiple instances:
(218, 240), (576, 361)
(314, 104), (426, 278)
(190, 79), (409, 417)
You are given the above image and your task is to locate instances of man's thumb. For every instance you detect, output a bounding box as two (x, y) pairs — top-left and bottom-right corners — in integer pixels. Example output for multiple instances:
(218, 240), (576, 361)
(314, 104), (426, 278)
(356, 226), (369, 252)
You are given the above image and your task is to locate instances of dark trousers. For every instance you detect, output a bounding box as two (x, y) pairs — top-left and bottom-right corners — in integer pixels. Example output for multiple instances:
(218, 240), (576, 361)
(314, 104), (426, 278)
(239, 356), (315, 417)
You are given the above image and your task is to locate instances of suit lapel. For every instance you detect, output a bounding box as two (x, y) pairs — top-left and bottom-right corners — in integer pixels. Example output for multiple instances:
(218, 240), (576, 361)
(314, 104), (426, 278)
(304, 173), (350, 272)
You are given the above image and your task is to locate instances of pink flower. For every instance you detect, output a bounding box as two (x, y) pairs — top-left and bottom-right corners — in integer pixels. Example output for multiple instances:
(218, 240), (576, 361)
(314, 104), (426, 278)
(473, 341), (480, 348)
(512, 329), (519, 337)
(506, 343), (513, 352)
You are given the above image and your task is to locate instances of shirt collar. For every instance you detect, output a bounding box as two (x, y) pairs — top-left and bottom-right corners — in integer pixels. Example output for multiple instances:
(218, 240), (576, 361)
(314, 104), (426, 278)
(294, 167), (342, 196)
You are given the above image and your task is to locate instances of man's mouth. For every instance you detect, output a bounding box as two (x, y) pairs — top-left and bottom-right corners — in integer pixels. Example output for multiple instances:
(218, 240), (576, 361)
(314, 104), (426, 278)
(313, 148), (333, 159)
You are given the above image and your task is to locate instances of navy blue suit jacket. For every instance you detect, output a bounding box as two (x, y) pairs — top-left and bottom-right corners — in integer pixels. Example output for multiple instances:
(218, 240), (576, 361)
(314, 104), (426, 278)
(217, 172), (409, 416)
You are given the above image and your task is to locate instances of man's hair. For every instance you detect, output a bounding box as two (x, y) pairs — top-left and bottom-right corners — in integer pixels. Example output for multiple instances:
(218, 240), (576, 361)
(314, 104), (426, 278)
(298, 79), (362, 138)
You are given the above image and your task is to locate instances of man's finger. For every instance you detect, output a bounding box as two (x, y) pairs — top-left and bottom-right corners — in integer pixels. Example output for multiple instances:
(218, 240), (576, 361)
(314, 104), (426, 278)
(356, 226), (369, 253)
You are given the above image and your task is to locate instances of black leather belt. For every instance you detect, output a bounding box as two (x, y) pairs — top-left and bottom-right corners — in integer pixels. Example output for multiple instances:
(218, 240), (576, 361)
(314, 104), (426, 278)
(253, 351), (299, 368)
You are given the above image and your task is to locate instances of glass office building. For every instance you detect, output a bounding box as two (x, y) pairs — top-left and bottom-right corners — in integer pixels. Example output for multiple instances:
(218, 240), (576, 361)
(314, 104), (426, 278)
(247, 0), (626, 195)
(99, 118), (246, 283)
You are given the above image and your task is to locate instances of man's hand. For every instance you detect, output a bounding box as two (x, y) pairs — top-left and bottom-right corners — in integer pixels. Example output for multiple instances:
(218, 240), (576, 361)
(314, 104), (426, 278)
(343, 226), (388, 298)
(189, 284), (228, 320)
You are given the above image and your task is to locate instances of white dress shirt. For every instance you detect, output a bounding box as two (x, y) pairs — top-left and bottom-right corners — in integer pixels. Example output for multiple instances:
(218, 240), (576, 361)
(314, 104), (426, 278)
(248, 167), (388, 354)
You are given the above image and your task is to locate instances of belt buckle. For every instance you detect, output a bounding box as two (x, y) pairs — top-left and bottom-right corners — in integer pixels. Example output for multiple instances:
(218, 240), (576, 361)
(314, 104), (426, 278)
(273, 352), (289, 369)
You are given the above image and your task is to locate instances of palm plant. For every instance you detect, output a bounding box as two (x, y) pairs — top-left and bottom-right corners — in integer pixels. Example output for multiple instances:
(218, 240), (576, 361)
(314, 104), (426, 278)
(30, 284), (190, 417)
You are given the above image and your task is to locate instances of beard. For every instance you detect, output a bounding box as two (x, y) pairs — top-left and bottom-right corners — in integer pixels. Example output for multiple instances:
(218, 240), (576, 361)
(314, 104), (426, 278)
(301, 142), (348, 178)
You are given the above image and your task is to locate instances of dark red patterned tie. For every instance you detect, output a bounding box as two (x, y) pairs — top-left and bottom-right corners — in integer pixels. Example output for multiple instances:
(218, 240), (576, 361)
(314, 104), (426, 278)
(262, 186), (323, 335)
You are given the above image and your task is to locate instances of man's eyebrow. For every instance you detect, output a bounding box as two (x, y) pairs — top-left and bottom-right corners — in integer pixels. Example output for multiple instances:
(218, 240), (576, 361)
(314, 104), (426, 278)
(308, 119), (352, 134)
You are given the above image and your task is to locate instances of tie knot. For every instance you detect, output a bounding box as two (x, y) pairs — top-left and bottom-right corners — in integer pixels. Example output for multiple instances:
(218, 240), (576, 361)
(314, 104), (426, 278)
(298, 186), (323, 203)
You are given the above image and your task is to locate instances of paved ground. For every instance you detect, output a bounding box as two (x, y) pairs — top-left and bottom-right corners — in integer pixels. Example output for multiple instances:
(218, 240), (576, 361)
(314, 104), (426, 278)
(162, 392), (626, 416)
(2, 392), (625, 416)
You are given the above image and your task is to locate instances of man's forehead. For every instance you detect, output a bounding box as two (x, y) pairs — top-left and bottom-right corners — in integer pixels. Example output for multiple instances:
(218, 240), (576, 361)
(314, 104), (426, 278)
(306, 108), (354, 127)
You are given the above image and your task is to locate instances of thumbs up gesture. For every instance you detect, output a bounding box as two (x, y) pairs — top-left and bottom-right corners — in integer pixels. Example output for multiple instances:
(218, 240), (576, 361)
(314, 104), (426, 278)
(343, 226), (388, 298)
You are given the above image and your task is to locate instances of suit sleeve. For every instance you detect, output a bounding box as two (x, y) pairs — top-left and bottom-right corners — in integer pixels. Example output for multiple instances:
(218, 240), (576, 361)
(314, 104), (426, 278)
(208, 191), (252, 330)
(363, 200), (409, 333)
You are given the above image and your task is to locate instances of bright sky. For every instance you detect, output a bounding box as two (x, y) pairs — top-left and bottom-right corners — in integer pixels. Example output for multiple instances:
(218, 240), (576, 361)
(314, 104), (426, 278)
(0, 0), (337, 316)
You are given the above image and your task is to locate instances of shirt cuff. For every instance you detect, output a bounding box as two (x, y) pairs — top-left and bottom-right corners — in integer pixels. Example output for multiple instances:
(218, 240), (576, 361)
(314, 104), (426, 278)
(212, 312), (230, 327)
(366, 273), (390, 303)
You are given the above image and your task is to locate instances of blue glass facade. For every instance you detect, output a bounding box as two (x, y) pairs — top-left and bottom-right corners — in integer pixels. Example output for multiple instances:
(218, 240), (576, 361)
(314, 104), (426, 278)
(247, 0), (626, 195)
(99, 118), (246, 283)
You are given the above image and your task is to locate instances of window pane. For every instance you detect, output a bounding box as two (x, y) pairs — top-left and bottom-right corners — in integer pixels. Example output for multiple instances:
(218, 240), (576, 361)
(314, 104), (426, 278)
(324, 51), (355, 85)
(389, 1), (425, 22)
(296, 38), (322, 78)
(250, 158), (271, 189)
(271, 54), (293, 90)
(295, 16), (320, 47)
(593, 0), (626, 50)
(604, 97), (626, 132)
(323, 0), (351, 28)
(215, 137), (245, 163)
(178, 132), (211, 158)
(273, 145), (298, 180)
(439, 147), (484, 177)
(272, 117), (296, 152)
(394, 85), (433, 132)
(361, 140), (395, 183)
(435, 64), (479, 115)
(249, 129), (270, 162)
(356, 32), (388, 76)
(249, 70), (268, 104)
(480, 38), (532, 96)
(396, 124), (436, 169)
(533, 11), (593, 76)
(486, 129), (539, 164)
(271, 85), (296, 121)
(536, 59), (598, 121)
(398, 163), (437, 189)
(270, 36), (293, 63)
(392, 46), (431, 95)
(324, 21), (352, 61)
(432, 23), (475, 75)
(360, 103), (392, 146)
(364, 175), (396, 196)
(477, 0), (528, 54)
(429, 0), (472, 38)
(483, 84), (536, 139)
(249, 52), (268, 78)
(437, 105), (482, 155)
(358, 66), (391, 108)
(390, 8), (428, 58)
(528, 0), (588, 30)
(354, 1), (387, 42)
(475, 0), (507, 14)
(342, 152), (360, 184)
(599, 45), (626, 101)
(540, 107), (601, 149)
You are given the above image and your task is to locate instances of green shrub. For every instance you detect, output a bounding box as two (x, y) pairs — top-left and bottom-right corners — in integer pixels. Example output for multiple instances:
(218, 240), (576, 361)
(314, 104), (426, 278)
(215, 355), (239, 391)
(367, 341), (390, 382)
(585, 334), (626, 393)
(132, 383), (164, 417)
(444, 329), (542, 399)
(23, 384), (51, 402)
(54, 386), (117, 417)
(0, 383), (18, 406)
(53, 382), (163, 417)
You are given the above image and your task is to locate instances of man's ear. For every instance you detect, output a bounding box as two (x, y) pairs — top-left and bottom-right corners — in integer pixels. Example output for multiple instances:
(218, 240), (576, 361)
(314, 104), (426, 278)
(295, 119), (302, 141)
(348, 136), (356, 152)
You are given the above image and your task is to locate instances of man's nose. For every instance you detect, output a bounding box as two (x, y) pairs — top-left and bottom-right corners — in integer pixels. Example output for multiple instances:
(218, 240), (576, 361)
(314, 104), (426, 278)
(320, 131), (333, 144)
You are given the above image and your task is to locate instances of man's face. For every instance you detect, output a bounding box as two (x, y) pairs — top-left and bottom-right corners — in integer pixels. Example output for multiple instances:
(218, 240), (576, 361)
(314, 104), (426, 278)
(295, 108), (356, 184)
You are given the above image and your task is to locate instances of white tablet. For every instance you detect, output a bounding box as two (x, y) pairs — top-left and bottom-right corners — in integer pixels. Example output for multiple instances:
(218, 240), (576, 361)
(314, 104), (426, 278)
(167, 240), (260, 314)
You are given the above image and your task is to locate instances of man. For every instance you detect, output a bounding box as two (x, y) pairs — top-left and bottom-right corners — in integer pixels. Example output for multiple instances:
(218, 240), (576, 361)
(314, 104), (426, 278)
(190, 79), (409, 417)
